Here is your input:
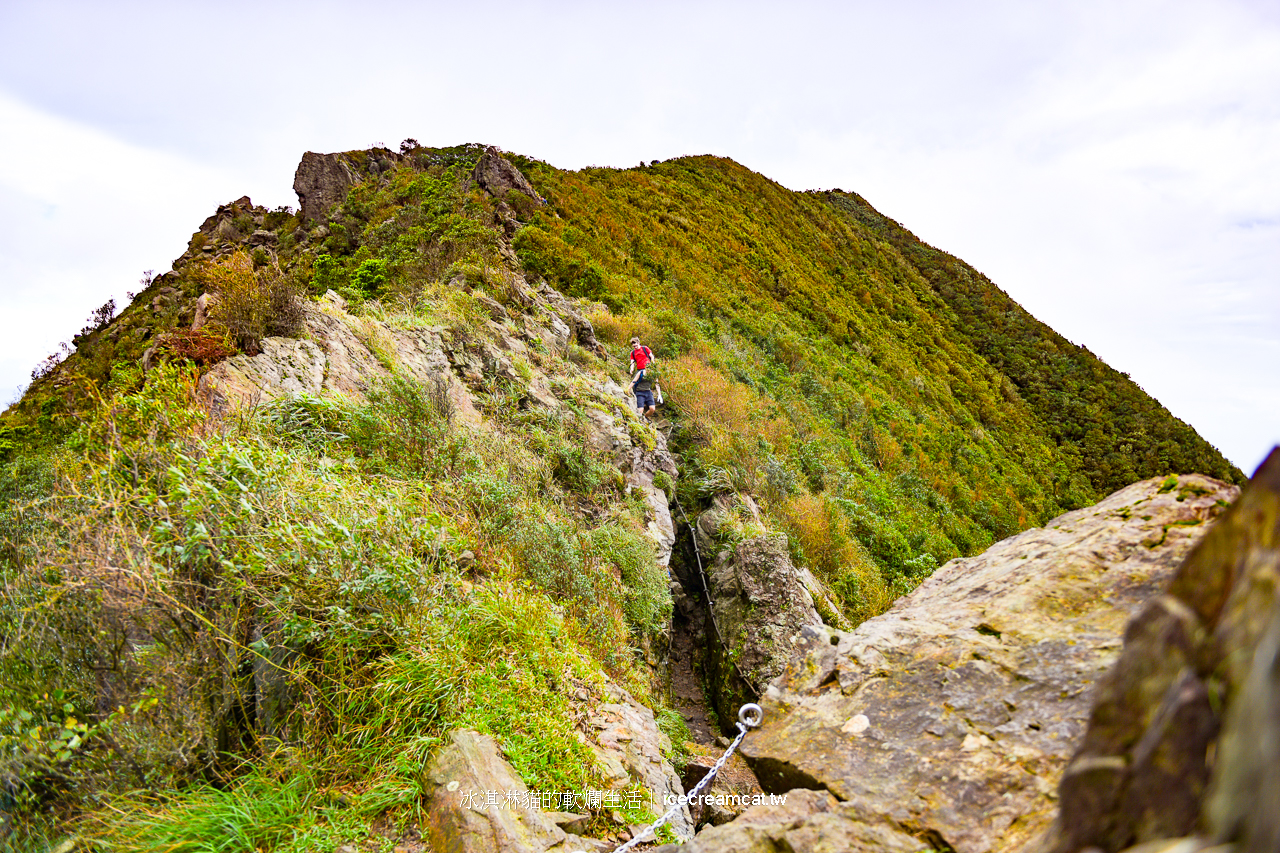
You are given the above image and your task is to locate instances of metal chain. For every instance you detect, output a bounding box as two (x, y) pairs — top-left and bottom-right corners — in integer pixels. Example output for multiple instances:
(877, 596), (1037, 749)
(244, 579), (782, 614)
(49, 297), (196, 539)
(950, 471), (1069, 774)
(604, 703), (763, 853)
(672, 495), (760, 697)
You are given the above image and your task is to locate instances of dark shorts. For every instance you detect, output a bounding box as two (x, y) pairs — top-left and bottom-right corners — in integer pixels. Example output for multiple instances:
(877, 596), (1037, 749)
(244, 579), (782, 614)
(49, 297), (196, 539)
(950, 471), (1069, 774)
(635, 389), (655, 410)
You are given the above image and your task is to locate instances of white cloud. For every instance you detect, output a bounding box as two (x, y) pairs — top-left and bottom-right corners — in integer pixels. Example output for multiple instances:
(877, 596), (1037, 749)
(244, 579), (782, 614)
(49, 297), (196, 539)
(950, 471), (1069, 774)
(0, 92), (243, 401)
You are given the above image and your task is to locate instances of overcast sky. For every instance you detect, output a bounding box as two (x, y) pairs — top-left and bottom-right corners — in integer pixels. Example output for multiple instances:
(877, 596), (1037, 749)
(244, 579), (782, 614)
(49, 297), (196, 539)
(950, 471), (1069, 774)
(1, 0), (1276, 473)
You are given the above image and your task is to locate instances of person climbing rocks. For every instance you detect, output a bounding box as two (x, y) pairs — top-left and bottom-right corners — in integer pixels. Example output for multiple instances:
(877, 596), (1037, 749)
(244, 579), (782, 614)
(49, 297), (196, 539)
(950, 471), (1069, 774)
(630, 336), (658, 419)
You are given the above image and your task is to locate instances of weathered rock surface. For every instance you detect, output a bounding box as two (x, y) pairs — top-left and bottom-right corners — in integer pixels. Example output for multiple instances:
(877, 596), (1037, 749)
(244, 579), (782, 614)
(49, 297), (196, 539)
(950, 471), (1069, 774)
(474, 146), (543, 204)
(728, 474), (1237, 853)
(422, 729), (592, 853)
(588, 693), (694, 842)
(197, 337), (325, 416)
(1036, 449), (1280, 853)
(293, 151), (362, 222)
(195, 292), (484, 426)
(687, 502), (825, 727)
(418, 692), (694, 853)
(651, 788), (928, 853)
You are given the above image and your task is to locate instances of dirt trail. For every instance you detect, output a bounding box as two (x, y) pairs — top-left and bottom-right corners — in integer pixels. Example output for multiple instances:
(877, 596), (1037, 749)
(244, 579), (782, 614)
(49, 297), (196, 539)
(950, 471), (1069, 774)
(668, 604), (718, 745)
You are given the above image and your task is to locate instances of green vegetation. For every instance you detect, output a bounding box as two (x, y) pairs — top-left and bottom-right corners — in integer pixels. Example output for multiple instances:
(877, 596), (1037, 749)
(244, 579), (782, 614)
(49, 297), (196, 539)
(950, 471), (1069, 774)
(0, 357), (667, 846)
(825, 191), (1240, 493)
(0, 143), (1243, 848)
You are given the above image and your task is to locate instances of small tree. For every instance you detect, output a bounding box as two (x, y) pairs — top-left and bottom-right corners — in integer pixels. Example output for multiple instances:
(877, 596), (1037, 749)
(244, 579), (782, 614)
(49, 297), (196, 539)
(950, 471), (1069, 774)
(79, 299), (117, 337)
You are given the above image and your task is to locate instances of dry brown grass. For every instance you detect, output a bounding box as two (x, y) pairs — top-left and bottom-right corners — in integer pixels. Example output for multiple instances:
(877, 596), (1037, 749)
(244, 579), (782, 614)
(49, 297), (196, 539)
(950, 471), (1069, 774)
(778, 492), (891, 623)
(192, 252), (304, 355)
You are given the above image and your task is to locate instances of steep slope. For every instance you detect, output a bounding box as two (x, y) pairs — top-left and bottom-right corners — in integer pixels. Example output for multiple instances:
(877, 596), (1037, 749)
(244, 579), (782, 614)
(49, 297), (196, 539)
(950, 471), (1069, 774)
(0, 143), (1244, 849)
(3, 145), (1245, 638)
(504, 152), (1242, 608)
(825, 190), (1238, 493)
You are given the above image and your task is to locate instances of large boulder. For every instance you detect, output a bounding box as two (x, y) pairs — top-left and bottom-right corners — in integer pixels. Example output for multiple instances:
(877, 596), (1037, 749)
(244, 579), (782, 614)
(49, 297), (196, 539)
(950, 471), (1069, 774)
(587, 693), (695, 842)
(694, 521), (825, 728)
(196, 293), (481, 424)
(728, 474), (1237, 853)
(1036, 449), (1280, 853)
(651, 788), (928, 853)
(197, 337), (325, 416)
(420, 694), (696, 853)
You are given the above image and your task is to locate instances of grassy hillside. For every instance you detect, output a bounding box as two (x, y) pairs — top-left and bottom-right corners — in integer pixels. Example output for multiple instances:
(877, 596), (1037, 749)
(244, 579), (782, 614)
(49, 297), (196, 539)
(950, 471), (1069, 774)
(0, 144), (1242, 849)
(825, 190), (1237, 493)
(505, 152), (1241, 594)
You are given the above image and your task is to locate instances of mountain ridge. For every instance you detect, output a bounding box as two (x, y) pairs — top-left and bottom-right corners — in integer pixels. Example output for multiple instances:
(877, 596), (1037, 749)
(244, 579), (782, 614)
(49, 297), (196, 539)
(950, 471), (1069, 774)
(0, 142), (1248, 849)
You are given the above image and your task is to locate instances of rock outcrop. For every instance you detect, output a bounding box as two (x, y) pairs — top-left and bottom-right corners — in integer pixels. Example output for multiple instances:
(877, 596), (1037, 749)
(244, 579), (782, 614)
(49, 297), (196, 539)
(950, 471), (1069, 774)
(293, 151), (363, 223)
(702, 532), (824, 728)
(587, 695), (695, 841)
(474, 146), (543, 204)
(652, 788), (928, 853)
(680, 490), (842, 728)
(422, 729), (587, 853)
(690, 474), (1238, 853)
(197, 336), (326, 415)
(1036, 449), (1280, 853)
(421, 687), (696, 853)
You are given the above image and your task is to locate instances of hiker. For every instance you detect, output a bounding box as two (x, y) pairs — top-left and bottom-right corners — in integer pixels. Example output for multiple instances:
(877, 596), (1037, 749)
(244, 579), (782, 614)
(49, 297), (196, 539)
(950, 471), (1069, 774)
(629, 337), (653, 380)
(629, 337), (658, 419)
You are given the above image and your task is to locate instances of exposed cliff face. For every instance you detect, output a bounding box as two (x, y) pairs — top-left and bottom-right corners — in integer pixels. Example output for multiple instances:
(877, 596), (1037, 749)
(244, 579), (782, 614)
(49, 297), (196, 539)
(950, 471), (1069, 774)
(674, 474), (1238, 853)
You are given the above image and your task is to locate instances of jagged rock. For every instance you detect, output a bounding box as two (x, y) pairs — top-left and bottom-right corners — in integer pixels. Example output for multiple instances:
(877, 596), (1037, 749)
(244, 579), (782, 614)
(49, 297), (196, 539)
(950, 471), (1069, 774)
(478, 295), (508, 322)
(588, 693), (695, 842)
(1036, 451), (1280, 853)
(294, 152), (362, 223)
(197, 337), (325, 416)
(534, 284), (607, 357)
(701, 534), (823, 727)
(1211, 607), (1280, 853)
(474, 147), (543, 205)
(215, 217), (243, 242)
(734, 474), (1237, 853)
(548, 812), (590, 836)
(151, 286), (181, 313)
(191, 292), (219, 332)
(680, 752), (763, 829)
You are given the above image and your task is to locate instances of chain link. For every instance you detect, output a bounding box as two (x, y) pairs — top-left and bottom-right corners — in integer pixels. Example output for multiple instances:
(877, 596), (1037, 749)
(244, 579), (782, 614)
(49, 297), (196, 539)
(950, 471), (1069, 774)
(602, 703), (763, 853)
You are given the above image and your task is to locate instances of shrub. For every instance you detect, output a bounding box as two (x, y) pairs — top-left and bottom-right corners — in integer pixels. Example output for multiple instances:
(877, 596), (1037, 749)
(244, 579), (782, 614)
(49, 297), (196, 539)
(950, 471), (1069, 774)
(779, 493), (890, 623)
(194, 252), (305, 355)
(588, 309), (657, 351)
(351, 259), (388, 296)
(258, 393), (353, 450)
(349, 374), (460, 477)
(152, 326), (235, 366)
(312, 252), (346, 292)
